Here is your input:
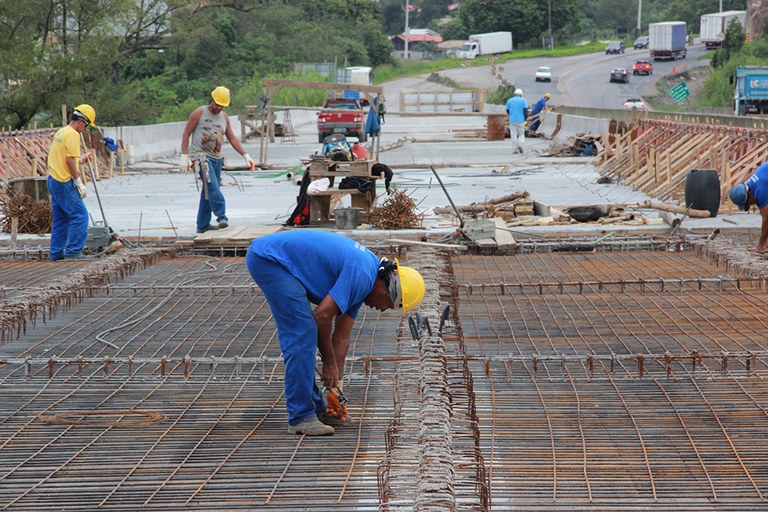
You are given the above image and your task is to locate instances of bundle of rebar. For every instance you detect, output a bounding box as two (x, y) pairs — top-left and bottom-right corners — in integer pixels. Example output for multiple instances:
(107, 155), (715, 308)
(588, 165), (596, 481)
(0, 188), (51, 233)
(368, 189), (422, 230)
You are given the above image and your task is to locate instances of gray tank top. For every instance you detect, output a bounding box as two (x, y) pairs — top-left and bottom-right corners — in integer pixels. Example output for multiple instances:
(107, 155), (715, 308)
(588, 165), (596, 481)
(189, 106), (228, 159)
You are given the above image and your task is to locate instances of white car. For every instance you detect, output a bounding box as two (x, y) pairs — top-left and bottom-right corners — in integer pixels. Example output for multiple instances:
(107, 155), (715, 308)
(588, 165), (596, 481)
(623, 98), (646, 109)
(535, 66), (552, 82)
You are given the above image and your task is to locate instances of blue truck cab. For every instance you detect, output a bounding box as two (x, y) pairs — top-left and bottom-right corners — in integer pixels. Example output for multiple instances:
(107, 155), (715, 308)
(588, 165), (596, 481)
(734, 66), (768, 115)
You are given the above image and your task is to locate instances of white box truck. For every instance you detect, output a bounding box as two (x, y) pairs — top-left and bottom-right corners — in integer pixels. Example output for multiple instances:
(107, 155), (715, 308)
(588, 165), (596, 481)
(700, 10), (746, 49)
(458, 32), (512, 59)
(649, 22), (687, 61)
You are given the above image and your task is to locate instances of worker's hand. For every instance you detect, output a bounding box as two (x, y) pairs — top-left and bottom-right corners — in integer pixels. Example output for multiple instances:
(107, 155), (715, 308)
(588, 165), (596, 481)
(179, 154), (190, 173)
(326, 387), (349, 422)
(243, 153), (255, 171)
(80, 152), (92, 165)
(320, 359), (339, 390)
(73, 177), (87, 199)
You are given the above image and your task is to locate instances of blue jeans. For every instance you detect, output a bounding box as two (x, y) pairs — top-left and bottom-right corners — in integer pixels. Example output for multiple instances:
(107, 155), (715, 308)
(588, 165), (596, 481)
(196, 156), (227, 230)
(245, 248), (325, 425)
(47, 176), (88, 260)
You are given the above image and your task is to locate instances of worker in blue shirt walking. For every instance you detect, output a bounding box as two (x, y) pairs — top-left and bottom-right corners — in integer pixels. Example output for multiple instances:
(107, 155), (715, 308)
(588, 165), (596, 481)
(729, 162), (768, 252)
(505, 88), (529, 154)
(245, 230), (426, 436)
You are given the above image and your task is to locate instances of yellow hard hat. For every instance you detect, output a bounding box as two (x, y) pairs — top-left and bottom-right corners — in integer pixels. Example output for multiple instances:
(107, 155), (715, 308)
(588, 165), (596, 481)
(392, 258), (425, 311)
(544, 93), (552, 99)
(211, 86), (231, 107)
(74, 104), (96, 127)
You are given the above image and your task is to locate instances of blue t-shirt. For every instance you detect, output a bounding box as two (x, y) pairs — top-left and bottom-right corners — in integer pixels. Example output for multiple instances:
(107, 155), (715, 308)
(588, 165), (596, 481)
(748, 163), (768, 209)
(506, 96), (528, 123)
(248, 230), (379, 319)
(531, 98), (547, 116)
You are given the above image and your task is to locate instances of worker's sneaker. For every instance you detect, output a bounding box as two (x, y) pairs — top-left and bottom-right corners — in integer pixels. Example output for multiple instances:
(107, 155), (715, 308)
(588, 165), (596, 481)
(287, 417), (334, 436)
(217, 219), (229, 229)
(196, 224), (219, 234)
(317, 411), (348, 428)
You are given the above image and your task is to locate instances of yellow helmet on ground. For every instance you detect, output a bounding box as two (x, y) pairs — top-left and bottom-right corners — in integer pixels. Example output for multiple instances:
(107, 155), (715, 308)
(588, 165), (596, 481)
(386, 258), (425, 311)
(211, 86), (231, 106)
(74, 104), (96, 127)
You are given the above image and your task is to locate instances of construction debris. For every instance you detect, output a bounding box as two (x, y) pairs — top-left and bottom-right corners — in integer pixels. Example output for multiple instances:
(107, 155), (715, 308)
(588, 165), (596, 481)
(542, 133), (601, 157)
(0, 188), (51, 234)
(433, 192), (530, 221)
(368, 189), (423, 230)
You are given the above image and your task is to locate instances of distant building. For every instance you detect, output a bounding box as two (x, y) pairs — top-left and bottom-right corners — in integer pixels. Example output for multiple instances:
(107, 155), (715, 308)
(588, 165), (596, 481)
(437, 40), (467, 57)
(391, 28), (443, 52)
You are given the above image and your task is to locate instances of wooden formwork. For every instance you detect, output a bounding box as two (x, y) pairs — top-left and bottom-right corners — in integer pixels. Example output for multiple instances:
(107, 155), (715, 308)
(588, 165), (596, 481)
(0, 128), (116, 181)
(597, 119), (768, 214)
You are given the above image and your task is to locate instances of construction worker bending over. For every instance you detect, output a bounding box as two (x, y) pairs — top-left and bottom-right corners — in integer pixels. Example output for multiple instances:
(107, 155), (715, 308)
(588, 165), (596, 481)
(46, 104), (96, 261)
(506, 88), (529, 154)
(180, 86), (255, 234)
(528, 93), (551, 134)
(729, 162), (768, 252)
(246, 230), (426, 436)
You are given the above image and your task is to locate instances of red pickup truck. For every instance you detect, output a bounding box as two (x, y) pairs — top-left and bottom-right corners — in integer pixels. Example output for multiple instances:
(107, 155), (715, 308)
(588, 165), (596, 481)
(632, 60), (653, 76)
(317, 98), (367, 143)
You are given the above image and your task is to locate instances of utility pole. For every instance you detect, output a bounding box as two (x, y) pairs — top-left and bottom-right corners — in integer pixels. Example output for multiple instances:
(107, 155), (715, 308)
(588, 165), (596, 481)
(548, 0), (553, 48)
(404, 0), (410, 60)
(636, 0), (642, 39)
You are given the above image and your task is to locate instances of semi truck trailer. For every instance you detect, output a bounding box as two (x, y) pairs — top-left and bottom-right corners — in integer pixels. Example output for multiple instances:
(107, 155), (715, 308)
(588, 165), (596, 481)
(700, 10), (746, 49)
(649, 22), (687, 61)
(734, 66), (768, 116)
(458, 32), (512, 59)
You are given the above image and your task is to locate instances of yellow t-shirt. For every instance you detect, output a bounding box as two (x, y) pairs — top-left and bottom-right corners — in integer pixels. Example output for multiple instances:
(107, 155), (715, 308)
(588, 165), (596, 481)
(47, 125), (81, 183)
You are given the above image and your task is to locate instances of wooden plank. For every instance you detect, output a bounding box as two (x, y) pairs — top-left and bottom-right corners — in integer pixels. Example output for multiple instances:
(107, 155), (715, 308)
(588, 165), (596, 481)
(384, 239), (468, 250)
(192, 226), (248, 244)
(230, 225), (281, 242)
(491, 217), (516, 248)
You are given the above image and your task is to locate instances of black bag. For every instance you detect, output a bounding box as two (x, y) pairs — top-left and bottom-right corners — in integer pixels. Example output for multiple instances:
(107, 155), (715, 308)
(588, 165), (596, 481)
(286, 170), (312, 226)
(339, 176), (373, 193)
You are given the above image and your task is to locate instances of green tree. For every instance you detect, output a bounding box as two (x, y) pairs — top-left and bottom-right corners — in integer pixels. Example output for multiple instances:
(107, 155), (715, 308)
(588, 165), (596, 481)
(457, 0), (578, 48)
(712, 16), (747, 68)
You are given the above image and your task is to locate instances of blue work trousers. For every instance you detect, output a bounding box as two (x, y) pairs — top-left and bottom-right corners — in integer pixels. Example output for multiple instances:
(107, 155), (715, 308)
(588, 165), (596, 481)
(196, 156), (227, 231)
(47, 176), (88, 260)
(245, 250), (325, 425)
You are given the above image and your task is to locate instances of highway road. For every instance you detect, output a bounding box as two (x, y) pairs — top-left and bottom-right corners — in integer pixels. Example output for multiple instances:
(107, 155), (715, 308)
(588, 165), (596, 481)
(384, 43), (709, 111)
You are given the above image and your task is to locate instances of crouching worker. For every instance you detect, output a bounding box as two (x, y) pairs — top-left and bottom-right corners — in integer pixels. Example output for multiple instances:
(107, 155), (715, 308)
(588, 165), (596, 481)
(729, 162), (768, 253)
(246, 230), (425, 435)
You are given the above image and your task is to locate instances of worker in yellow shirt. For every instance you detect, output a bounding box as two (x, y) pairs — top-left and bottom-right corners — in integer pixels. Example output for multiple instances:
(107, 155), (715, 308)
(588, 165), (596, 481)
(47, 104), (95, 261)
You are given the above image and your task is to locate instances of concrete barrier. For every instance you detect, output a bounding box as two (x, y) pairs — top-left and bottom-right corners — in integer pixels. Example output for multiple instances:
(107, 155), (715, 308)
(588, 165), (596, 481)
(102, 115), (248, 165)
(539, 112), (610, 141)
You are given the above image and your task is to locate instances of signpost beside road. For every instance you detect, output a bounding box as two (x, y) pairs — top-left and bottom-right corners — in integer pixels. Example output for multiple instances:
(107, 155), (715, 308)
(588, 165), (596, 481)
(668, 81), (690, 103)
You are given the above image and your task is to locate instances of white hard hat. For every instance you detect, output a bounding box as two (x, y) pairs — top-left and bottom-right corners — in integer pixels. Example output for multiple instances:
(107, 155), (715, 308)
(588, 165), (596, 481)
(514, 88), (523, 96)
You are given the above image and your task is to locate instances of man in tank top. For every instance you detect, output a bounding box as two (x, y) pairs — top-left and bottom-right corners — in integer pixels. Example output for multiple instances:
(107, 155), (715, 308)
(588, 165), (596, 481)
(729, 162), (768, 252)
(180, 86), (255, 233)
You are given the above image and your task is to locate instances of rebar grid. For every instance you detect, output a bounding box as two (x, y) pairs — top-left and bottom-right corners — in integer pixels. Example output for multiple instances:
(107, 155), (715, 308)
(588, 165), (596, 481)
(452, 251), (728, 285)
(4, 244), (768, 510)
(470, 360), (768, 509)
(0, 368), (401, 510)
(448, 247), (768, 509)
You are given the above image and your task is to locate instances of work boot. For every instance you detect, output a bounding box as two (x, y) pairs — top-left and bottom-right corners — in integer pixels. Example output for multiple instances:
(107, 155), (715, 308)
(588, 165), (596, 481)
(196, 224), (219, 234)
(218, 219), (229, 229)
(64, 253), (87, 260)
(317, 411), (348, 428)
(287, 417), (334, 436)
